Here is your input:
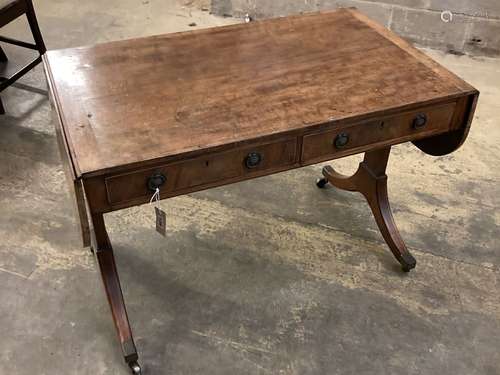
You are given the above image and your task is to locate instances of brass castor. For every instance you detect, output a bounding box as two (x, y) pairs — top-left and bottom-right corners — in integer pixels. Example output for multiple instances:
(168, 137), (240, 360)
(401, 254), (417, 273)
(316, 177), (328, 188)
(128, 361), (142, 375)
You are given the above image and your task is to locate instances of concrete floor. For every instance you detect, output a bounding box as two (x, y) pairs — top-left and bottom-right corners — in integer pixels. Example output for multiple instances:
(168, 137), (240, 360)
(1, 1), (499, 374)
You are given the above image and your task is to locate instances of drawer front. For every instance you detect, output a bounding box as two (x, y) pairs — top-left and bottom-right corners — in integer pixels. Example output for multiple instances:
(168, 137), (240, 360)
(302, 103), (456, 163)
(105, 138), (297, 204)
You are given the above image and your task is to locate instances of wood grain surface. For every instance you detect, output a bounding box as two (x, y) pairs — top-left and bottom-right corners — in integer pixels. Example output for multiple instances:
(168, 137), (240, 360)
(44, 8), (477, 178)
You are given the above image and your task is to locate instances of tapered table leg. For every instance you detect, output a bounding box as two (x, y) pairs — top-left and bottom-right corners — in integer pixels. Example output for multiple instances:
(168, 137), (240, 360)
(91, 213), (142, 374)
(317, 146), (416, 272)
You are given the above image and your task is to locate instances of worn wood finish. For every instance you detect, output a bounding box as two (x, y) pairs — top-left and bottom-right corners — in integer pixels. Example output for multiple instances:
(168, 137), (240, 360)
(413, 93), (479, 156)
(44, 8), (477, 178)
(105, 137), (297, 205)
(320, 147), (416, 271)
(90, 213), (139, 370)
(47, 69), (91, 247)
(44, 9), (479, 373)
(301, 102), (456, 164)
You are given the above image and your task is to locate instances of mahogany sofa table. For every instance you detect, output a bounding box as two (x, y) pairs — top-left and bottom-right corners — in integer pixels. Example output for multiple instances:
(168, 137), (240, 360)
(44, 9), (478, 374)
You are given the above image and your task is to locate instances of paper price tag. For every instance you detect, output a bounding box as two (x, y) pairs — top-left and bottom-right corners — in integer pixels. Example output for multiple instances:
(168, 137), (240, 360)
(155, 206), (167, 237)
(150, 187), (166, 237)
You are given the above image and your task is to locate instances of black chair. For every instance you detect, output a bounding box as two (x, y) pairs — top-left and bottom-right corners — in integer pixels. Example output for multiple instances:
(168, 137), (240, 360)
(0, 0), (46, 114)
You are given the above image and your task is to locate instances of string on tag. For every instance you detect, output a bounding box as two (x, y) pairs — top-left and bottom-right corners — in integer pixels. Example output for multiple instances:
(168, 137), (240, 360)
(149, 187), (160, 207)
(150, 187), (167, 236)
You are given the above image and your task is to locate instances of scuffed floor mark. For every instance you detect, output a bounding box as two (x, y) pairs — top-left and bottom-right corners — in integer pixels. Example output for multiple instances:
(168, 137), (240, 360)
(191, 329), (275, 355)
(112, 195), (500, 321)
(0, 227), (93, 279)
(28, 235), (94, 275)
(276, 301), (319, 344)
(0, 266), (30, 279)
(191, 328), (275, 373)
(114, 195), (237, 238)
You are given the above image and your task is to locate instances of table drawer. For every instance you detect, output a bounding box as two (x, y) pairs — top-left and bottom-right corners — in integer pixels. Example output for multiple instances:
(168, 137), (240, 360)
(301, 103), (456, 163)
(105, 138), (297, 205)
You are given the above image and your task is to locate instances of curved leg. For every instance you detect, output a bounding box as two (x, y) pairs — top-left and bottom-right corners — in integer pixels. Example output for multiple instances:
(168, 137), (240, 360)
(321, 165), (358, 191)
(319, 147), (416, 272)
(91, 213), (142, 374)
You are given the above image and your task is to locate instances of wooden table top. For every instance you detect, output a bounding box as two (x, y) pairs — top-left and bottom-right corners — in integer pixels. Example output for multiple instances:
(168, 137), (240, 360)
(45, 8), (475, 178)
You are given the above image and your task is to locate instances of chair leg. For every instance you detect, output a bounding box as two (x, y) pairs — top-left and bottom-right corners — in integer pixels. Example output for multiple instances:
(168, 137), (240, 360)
(25, 0), (46, 54)
(0, 46), (7, 62)
(0, 1), (45, 117)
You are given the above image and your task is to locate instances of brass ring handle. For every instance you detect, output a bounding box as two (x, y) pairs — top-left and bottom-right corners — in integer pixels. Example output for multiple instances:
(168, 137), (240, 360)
(412, 113), (427, 129)
(334, 133), (350, 149)
(245, 152), (262, 169)
(147, 173), (167, 192)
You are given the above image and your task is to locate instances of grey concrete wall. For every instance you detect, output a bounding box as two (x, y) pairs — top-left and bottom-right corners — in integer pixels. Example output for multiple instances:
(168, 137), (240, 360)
(211, 0), (500, 56)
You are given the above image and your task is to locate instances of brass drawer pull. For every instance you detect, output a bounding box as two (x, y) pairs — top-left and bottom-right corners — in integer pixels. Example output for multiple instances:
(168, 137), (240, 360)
(334, 133), (350, 149)
(147, 173), (167, 192)
(245, 152), (262, 169)
(412, 113), (427, 129)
